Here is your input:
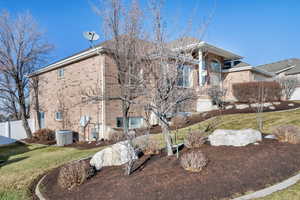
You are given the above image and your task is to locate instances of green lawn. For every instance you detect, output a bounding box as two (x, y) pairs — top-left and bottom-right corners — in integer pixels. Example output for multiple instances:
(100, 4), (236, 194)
(0, 143), (104, 200)
(1, 108), (300, 200)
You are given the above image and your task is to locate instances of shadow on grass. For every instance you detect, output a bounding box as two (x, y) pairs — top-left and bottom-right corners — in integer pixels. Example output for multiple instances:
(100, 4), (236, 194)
(0, 156), (29, 168)
(0, 142), (46, 167)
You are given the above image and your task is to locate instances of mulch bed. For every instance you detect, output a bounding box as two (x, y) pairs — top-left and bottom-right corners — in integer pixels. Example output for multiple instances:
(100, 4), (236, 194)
(22, 138), (56, 145)
(41, 139), (300, 200)
(64, 140), (114, 150)
(146, 101), (300, 134)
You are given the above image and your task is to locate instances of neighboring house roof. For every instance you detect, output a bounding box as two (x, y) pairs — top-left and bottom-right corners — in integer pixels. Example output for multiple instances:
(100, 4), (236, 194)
(222, 65), (274, 77)
(257, 58), (300, 75)
(232, 61), (250, 68)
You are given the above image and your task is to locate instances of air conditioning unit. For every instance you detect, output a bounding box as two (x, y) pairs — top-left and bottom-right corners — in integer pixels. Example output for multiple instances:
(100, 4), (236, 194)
(56, 130), (73, 146)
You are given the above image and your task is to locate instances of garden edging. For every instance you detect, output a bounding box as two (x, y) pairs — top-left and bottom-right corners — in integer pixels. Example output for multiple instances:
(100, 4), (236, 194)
(232, 173), (300, 200)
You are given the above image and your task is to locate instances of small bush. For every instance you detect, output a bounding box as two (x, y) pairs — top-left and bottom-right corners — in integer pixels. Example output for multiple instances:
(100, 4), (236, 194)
(171, 115), (188, 128)
(272, 125), (300, 144)
(58, 160), (95, 190)
(184, 131), (206, 148)
(232, 81), (282, 103)
(143, 139), (161, 155)
(33, 128), (55, 141)
(180, 150), (208, 172)
(108, 130), (125, 143)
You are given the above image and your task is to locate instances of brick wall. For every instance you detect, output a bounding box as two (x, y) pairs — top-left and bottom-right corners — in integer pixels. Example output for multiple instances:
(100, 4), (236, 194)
(31, 55), (105, 140)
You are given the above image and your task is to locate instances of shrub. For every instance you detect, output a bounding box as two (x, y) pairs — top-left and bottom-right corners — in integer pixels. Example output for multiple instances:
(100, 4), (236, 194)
(272, 125), (300, 144)
(171, 114), (188, 128)
(232, 81), (282, 103)
(33, 128), (55, 141)
(207, 86), (227, 108)
(108, 129), (125, 143)
(143, 139), (161, 155)
(184, 131), (206, 148)
(180, 150), (208, 172)
(57, 160), (95, 190)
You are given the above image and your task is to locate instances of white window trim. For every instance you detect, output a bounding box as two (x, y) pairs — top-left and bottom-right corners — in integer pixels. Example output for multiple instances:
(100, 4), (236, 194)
(177, 65), (193, 88)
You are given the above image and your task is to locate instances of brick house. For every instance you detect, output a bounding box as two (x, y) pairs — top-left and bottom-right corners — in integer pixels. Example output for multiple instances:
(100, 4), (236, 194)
(29, 37), (272, 140)
(257, 58), (300, 100)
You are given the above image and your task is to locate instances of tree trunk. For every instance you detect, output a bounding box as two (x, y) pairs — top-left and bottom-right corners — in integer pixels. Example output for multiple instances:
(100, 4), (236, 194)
(161, 121), (173, 156)
(35, 91), (41, 130)
(33, 78), (41, 129)
(122, 100), (135, 175)
(17, 80), (33, 138)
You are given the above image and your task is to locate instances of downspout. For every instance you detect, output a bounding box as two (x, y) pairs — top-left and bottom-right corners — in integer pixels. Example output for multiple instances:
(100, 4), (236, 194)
(101, 55), (106, 139)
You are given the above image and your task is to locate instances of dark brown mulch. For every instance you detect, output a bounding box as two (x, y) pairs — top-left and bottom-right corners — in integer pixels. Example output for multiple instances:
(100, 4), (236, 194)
(22, 138), (56, 145)
(64, 140), (114, 150)
(41, 139), (300, 200)
(147, 101), (300, 134)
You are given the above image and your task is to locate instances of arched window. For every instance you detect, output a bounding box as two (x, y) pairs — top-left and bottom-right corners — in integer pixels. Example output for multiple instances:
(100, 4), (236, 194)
(210, 60), (221, 85)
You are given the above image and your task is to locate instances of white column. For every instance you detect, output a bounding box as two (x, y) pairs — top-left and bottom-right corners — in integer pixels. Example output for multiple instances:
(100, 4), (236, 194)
(198, 50), (205, 86)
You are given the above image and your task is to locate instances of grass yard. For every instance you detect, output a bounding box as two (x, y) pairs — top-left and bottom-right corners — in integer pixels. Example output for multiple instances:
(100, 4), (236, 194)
(1, 108), (300, 200)
(0, 143), (104, 200)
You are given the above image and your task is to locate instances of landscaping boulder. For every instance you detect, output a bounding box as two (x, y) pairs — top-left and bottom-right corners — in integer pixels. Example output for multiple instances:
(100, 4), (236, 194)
(225, 105), (233, 110)
(236, 104), (249, 109)
(269, 106), (276, 110)
(90, 141), (138, 170)
(209, 129), (262, 147)
(264, 134), (276, 139)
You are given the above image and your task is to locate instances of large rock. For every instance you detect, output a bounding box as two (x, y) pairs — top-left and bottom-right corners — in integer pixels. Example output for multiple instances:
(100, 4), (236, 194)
(90, 141), (138, 170)
(236, 104), (249, 109)
(209, 129), (262, 147)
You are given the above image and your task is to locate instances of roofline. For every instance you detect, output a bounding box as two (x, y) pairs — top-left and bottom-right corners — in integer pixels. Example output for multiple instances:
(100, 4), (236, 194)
(275, 65), (295, 74)
(28, 47), (105, 77)
(173, 41), (243, 60)
(199, 42), (243, 60)
(222, 65), (275, 77)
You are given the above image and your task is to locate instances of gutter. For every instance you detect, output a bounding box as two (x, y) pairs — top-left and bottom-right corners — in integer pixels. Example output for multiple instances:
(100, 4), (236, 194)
(28, 47), (105, 77)
(222, 66), (275, 77)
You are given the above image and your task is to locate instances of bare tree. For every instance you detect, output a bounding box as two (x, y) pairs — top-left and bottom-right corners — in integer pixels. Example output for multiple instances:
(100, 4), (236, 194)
(0, 11), (52, 138)
(207, 85), (227, 108)
(29, 76), (43, 129)
(89, 0), (149, 175)
(277, 76), (299, 100)
(252, 81), (267, 131)
(144, 0), (203, 156)
(0, 73), (20, 120)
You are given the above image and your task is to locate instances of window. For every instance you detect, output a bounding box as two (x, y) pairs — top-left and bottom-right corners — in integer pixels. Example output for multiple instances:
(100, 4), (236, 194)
(116, 117), (143, 129)
(57, 68), (64, 78)
(177, 65), (192, 87)
(210, 60), (221, 86)
(55, 112), (63, 121)
(210, 60), (221, 73)
(38, 112), (45, 128)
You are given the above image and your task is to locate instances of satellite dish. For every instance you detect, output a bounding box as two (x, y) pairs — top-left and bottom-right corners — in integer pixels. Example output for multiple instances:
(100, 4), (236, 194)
(83, 31), (100, 41)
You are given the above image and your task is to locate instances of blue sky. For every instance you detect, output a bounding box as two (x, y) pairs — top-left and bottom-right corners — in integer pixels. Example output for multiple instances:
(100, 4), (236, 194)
(1, 0), (299, 67)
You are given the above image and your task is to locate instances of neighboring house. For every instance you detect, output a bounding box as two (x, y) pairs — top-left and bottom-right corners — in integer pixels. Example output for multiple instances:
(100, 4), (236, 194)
(257, 58), (300, 100)
(28, 37), (272, 140)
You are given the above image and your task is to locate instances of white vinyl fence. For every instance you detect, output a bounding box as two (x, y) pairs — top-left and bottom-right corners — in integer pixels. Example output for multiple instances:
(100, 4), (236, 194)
(0, 119), (35, 140)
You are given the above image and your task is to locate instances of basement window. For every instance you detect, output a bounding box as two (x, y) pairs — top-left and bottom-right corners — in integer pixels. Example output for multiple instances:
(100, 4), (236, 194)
(116, 117), (143, 129)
